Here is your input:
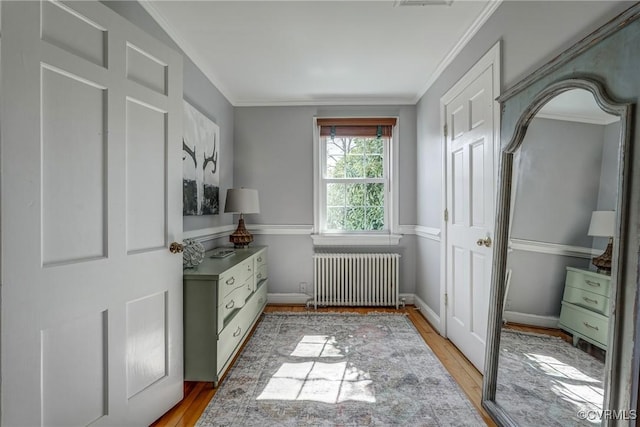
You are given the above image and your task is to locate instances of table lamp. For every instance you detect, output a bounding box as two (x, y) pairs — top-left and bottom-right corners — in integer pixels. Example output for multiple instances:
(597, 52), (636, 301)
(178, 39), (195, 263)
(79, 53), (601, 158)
(587, 210), (615, 274)
(224, 188), (260, 248)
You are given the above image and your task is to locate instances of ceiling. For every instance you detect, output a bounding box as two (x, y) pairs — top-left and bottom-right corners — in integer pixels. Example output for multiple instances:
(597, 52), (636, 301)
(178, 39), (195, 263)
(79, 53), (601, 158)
(141, 0), (501, 106)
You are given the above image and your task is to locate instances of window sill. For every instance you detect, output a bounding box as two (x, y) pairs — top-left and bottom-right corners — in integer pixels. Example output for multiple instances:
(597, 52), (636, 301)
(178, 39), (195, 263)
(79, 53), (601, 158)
(311, 233), (402, 246)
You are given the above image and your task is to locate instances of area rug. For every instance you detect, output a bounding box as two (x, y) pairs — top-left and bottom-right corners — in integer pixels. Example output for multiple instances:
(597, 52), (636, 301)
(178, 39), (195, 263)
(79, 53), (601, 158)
(196, 312), (482, 426)
(496, 329), (605, 426)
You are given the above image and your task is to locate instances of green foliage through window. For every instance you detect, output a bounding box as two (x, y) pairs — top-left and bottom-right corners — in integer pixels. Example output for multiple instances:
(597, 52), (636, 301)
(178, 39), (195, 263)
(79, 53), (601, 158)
(325, 137), (386, 231)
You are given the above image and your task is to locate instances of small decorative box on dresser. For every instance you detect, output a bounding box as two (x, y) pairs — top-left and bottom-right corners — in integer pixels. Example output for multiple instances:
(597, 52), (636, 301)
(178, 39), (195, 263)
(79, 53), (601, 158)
(183, 246), (268, 385)
(559, 266), (611, 350)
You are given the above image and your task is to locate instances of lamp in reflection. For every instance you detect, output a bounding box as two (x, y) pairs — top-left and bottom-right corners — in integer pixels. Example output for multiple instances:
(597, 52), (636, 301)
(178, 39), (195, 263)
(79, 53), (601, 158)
(587, 210), (615, 274)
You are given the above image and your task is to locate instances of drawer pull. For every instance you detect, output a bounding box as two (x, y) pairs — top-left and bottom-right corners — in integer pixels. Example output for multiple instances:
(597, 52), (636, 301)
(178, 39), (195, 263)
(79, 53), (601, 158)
(257, 273), (262, 279)
(226, 277), (235, 286)
(225, 300), (235, 310)
(585, 279), (601, 288)
(583, 322), (599, 331)
(257, 257), (263, 262)
(233, 326), (242, 337)
(583, 296), (598, 305)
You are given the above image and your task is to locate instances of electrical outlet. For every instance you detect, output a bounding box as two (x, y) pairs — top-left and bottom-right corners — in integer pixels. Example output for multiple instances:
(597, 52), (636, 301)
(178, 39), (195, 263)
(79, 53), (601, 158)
(299, 282), (308, 294)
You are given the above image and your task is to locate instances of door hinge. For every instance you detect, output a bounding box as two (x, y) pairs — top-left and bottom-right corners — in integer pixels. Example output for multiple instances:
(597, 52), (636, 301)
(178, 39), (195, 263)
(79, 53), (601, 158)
(444, 293), (448, 306)
(443, 123), (448, 138)
(444, 208), (449, 222)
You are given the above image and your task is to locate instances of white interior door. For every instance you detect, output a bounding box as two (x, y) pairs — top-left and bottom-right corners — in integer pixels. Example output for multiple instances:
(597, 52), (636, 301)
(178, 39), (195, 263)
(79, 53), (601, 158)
(1, 1), (183, 425)
(443, 44), (499, 373)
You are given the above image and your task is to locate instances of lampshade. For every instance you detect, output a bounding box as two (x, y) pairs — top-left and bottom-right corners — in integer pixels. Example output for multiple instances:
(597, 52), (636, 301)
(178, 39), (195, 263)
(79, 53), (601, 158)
(587, 210), (615, 237)
(224, 188), (260, 214)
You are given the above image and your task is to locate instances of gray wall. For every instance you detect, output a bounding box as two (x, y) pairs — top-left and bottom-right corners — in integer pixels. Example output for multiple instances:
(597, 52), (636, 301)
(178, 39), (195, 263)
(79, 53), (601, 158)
(234, 105), (417, 294)
(106, 0), (632, 305)
(103, 1), (235, 239)
(511, 118), (604, 247)
(598, 120), (622, 211)
(415, 0), (634, 316)
(506, 117), (608, 317)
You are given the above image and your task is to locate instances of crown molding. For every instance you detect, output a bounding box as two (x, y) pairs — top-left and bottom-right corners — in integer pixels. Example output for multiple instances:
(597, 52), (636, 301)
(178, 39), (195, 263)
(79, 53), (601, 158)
(233, 96), (415, 107)
(140, 0), (502, 107)
(138, 0), (235, 104)
(535, 112), (619, 126)
(415, 0), (503, 102)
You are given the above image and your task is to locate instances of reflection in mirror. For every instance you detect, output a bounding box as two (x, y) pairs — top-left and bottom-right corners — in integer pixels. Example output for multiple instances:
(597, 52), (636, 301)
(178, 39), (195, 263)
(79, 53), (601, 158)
(494, 88), (620, 425)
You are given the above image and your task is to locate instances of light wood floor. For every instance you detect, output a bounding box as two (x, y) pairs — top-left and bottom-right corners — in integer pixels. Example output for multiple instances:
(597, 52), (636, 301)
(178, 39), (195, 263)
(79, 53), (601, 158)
(151, 305), (496, 426)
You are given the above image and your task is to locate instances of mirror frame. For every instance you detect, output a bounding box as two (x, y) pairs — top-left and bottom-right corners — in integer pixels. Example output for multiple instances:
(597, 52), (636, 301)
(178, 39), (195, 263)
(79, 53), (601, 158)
(481, 2), (640, 419)
(482, 77), (631, 426)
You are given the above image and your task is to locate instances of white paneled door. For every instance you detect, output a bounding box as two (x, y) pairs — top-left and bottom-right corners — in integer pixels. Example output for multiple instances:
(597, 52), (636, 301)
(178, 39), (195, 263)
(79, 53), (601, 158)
(442, 44), (500, 373)
(1, 1), (183, 425)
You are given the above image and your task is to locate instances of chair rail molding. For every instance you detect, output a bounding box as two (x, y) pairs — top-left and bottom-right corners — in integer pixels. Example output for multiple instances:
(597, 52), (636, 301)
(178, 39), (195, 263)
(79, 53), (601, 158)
(414, 225), (441, 242)
(509, 238), (600, 259)
(184, 224), (236, 242)
(185, 223), (425, 244)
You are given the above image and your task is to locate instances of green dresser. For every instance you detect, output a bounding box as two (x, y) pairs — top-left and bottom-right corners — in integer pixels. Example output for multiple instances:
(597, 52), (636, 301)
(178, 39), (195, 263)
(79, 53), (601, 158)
(558, 266), (611, 350)
(183, 246), (268, 385)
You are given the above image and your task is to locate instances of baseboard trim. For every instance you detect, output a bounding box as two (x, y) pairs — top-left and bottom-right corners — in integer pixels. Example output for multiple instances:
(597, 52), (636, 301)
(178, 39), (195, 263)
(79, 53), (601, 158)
(503, 310), (559, 329)
(399, 293), (415, 305)
(267, 292), (417, 308)
(414, 294), (442, 334)
(267, 293), (313, 305)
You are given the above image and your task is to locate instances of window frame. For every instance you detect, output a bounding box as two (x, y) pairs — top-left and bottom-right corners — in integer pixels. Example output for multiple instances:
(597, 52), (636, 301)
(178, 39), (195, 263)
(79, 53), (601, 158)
(312, 116), (401, 246)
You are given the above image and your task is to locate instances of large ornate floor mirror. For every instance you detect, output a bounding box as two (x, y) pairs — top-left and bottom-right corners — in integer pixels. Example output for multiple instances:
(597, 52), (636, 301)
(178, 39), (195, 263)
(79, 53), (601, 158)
(482, 4), (640, 426)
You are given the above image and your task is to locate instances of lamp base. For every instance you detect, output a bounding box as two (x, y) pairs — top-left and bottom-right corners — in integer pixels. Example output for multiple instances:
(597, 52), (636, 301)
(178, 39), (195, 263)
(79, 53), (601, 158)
(592, 238), (613, 275)
(229, 216), (253, 248)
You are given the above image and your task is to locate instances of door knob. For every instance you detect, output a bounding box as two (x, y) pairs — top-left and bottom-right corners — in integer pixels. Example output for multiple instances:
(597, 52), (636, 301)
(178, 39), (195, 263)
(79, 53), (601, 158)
(476, 236), (492, 248)
(169, 242), (184, 253)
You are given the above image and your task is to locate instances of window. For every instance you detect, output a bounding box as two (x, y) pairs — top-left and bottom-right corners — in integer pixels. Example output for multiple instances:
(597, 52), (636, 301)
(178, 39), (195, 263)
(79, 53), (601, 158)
(313, 117), (400, 245)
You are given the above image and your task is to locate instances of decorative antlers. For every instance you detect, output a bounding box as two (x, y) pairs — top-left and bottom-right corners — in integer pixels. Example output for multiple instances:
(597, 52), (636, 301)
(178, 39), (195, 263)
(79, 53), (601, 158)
(184, 134), (217, 175)
(203, 134), (218, 174)
(183, 138), (197, 168)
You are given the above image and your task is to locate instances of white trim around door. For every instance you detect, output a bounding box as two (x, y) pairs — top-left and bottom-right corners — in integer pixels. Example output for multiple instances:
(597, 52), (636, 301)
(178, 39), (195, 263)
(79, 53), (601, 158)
(439, 41), (501, 341)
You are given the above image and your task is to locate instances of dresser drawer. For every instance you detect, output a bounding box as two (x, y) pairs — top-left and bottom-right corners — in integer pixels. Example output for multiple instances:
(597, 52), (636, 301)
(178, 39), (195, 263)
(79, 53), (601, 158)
(217, 310), (246, 375)
(255, 249), (267, 270)
(559, 302), (608, 347)
(218, 282), (252, 331)
(255, 264), (267, 286)
(248, 279), (268, 317)
(216, 282), (267, 375)
(562, 285), (610, 316)
(565, 267), (611, 297)
(218, 259), (253, 299)
(253, 249), (267, 292)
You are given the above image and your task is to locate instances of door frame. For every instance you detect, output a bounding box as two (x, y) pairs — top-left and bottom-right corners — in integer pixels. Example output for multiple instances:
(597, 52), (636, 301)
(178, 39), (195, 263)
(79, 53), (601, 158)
(439, 41), (501, 337)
